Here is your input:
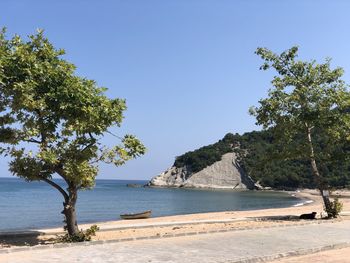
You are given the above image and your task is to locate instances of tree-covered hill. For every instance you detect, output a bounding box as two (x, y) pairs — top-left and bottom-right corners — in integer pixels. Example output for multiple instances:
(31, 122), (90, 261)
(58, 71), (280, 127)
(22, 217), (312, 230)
(174, 131), (350, 189)
(174, 133), (239, 174)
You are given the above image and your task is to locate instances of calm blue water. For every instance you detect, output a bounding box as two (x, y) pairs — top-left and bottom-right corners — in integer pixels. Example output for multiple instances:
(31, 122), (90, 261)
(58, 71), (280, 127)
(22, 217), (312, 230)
(0, 178), (301, 231)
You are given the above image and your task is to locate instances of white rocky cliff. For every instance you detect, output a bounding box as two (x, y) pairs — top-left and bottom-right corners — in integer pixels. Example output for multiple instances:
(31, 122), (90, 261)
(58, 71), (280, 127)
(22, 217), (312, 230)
(149, 152), (256, 189)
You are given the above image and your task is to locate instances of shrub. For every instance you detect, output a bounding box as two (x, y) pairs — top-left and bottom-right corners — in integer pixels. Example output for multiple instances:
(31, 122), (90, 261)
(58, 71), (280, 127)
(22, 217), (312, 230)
(325, 198), (343, 218)
(58, 225), (99, 243)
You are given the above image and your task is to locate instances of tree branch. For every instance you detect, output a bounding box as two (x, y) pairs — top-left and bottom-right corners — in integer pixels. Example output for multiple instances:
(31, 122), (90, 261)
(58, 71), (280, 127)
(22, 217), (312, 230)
(106, 130), (123, 140)
(54, 162), (71, 187)
(23, 138), (42, 144)
(41, 177), (69, 203)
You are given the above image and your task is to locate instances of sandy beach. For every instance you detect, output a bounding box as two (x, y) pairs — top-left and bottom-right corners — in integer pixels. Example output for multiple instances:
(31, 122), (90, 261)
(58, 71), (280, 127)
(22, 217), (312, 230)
(0, 188), (349, 263)
(76, 188), (350, 228)
(89, 189), (350, 241)
(1, 189), (350, 246)
(1, 189), (350, 262)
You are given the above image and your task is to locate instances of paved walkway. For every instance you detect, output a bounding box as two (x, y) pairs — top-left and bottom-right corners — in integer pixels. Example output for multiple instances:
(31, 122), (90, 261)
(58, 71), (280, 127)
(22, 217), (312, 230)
(1, 220), (350, 263)
(270, 246), (350, 263)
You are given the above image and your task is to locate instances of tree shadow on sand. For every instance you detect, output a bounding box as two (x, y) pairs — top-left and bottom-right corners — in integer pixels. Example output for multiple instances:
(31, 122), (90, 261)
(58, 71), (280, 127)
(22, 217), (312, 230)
(0, 231), (57, 248)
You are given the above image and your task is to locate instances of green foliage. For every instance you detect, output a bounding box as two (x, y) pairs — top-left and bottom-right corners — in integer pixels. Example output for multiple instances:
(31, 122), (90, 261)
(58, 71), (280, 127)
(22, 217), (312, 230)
(236, 130), (312, 189)
(0, 29), (146, 188)
(237, 129), (350, 189)
(250, 46), (350, 200)
(326, 198), (343, 218)
(251, 46), (350, 157)
(0, 29), (146, 236)
(58, 225), (99, 243)
(174, 133), (239, 174)
(175, 130), (350, 189)
(172, 47), (350, 190)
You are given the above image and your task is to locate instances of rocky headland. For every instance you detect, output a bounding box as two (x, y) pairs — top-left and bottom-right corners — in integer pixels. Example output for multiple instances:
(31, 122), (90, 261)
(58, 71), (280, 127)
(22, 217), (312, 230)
(149, 152), (257, 189)
(149, 130), (350, 190)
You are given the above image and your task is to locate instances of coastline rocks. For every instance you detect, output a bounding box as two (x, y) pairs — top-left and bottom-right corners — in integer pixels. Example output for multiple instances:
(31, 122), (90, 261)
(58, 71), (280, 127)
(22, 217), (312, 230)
(149, 153), (257, 190)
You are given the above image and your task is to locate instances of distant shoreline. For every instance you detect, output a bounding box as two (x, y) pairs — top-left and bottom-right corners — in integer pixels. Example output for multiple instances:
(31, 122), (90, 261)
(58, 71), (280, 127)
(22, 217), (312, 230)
(0, 178), (346, 232)
(26, 189), (325, 233)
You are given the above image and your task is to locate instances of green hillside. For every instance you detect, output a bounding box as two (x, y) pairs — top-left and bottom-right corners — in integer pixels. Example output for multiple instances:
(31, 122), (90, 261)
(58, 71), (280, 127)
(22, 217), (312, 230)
(174, 131), (350, 189)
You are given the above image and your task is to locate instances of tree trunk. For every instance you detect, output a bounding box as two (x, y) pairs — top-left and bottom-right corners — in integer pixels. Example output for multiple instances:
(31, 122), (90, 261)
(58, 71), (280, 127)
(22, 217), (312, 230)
(41, 177), (80, 235)
(306, 126), (332, 215)
(62, 188), (79, 236)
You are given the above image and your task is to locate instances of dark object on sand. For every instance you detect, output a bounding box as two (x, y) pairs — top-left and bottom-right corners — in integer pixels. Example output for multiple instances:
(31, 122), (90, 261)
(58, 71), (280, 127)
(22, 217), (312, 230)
(299, 212), (317, 220)
(120, 210), (152, 220)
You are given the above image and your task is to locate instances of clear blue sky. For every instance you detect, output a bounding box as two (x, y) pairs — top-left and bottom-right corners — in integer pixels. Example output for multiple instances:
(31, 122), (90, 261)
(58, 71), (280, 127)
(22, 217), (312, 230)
(1, 0), (350, 180)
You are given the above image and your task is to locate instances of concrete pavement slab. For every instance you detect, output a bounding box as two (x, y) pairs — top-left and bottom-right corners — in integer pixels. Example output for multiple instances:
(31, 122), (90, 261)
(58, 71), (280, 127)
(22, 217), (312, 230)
(1, 220), (350, 263)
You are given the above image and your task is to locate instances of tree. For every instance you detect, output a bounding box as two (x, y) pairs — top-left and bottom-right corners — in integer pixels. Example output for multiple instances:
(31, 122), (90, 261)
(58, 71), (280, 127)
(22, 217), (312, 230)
(0, 29), (146, 236)
(250, 46), (350, 216)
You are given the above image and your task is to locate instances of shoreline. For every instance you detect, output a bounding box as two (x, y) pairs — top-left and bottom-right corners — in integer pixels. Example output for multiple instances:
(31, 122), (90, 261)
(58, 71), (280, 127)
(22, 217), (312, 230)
(1, 189), (345, 233)
(0, 188), (313, 233)
(0, 189), (305, 236)
(39, 188), (350, 232)
(1, 190), (350, 262)
(0, 188), (338, 234)
(1, 188), (349, 249)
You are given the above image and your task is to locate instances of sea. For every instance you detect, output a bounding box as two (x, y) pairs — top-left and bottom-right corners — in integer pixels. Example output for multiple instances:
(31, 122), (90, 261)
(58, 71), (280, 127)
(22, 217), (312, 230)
(0, 178), (304, 231)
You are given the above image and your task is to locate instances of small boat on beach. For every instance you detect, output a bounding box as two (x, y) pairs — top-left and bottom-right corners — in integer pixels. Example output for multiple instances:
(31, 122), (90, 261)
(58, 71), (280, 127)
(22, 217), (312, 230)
(120, 210), (152, 220)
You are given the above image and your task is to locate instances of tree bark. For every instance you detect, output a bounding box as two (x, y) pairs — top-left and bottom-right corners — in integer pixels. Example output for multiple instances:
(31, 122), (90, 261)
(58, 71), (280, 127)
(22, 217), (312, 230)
(306, 126), (332, 215)
(41, 176), (80, 236)
(62, 187), (79, 236)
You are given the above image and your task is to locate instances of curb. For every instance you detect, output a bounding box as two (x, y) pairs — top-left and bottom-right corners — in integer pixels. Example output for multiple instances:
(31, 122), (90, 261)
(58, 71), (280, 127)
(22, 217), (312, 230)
(225, 242), (350, 263)
(0, 218), (344, 254)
